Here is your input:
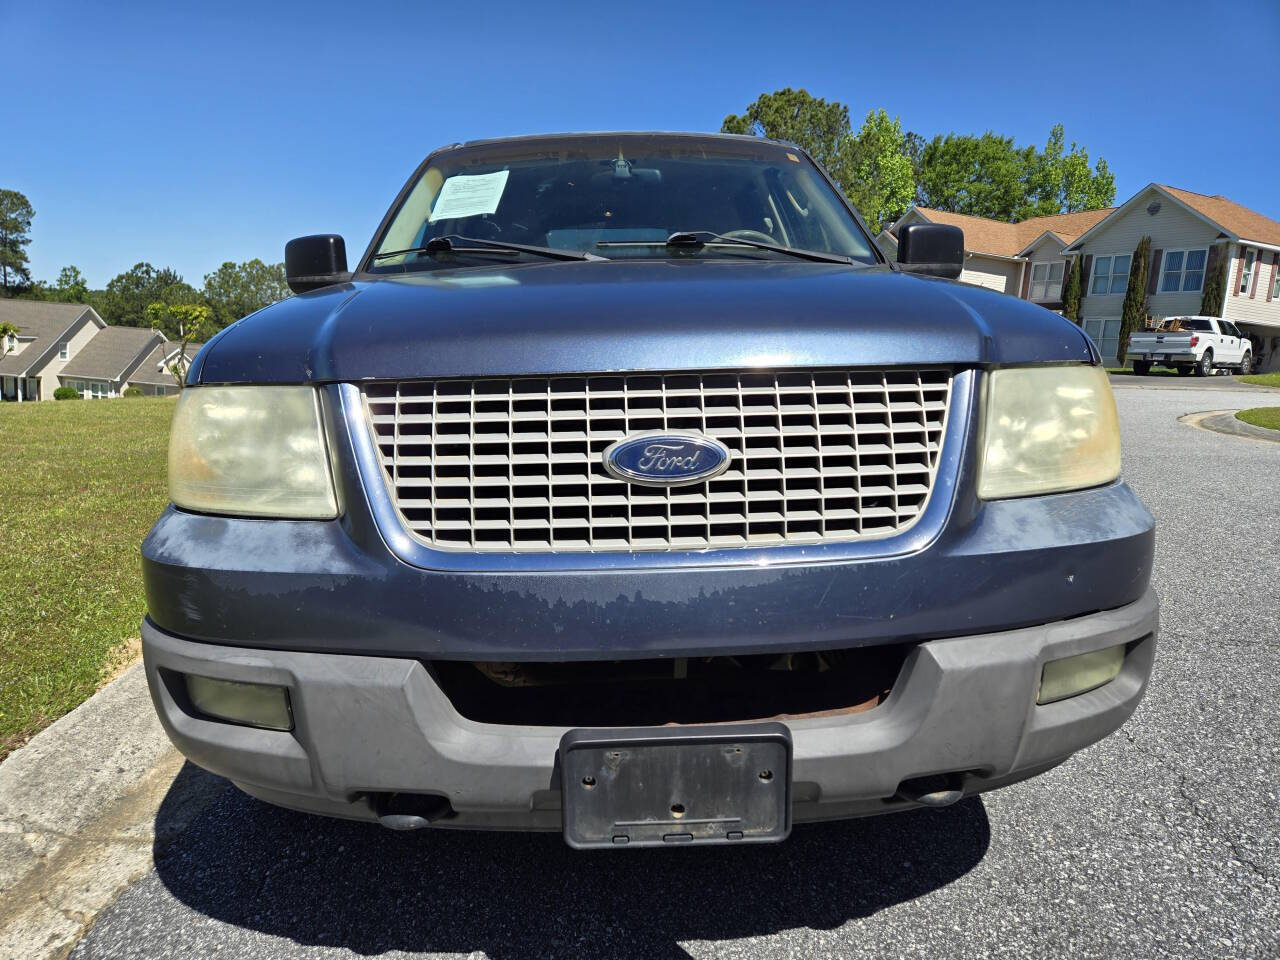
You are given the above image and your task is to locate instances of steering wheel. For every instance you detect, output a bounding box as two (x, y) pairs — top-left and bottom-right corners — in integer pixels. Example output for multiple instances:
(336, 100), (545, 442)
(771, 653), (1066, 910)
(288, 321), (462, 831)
(720, 229), (778, 245)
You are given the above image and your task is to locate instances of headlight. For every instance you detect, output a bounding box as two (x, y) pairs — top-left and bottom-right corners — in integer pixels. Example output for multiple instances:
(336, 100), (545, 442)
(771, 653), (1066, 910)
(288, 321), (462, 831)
(978, 365), (1121, 499)
(168, 386), (338, 518)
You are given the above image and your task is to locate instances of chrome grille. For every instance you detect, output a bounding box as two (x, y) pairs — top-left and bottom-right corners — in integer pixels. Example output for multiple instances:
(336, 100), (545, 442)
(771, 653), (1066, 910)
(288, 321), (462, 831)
(362, 369), (953, 553)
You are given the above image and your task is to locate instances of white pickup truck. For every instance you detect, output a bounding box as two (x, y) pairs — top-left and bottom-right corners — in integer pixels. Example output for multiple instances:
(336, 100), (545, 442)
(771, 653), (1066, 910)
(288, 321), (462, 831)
(1126, 316), (1253, 377)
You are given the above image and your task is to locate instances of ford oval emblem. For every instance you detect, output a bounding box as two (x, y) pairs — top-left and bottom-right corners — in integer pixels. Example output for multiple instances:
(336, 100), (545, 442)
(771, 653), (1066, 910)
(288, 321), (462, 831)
(603, 432), (732, 486)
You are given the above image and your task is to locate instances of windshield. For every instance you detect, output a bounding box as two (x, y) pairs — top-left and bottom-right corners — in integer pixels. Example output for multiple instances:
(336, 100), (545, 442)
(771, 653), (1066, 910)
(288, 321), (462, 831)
(366, 134), (878, 271)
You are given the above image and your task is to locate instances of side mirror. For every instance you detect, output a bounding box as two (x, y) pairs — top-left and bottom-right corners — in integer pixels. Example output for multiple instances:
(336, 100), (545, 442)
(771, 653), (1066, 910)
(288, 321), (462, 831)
(285, 235), (351, 293)
(897, 223), (964, 280)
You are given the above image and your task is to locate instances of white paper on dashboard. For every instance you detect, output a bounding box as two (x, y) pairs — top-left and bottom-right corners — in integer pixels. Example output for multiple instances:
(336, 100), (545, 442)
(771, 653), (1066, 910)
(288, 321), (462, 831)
(428, 170), (510, 222)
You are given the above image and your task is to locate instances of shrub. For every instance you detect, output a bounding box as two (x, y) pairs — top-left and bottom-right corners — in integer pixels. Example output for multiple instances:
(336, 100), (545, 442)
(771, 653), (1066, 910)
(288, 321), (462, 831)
(1061, 255), (1083, 325)
(53, 386), (82, 400)
(123, 386), (144, 398)
(1200, 252), (1227, 317)
(1117, 236), (1151, 365)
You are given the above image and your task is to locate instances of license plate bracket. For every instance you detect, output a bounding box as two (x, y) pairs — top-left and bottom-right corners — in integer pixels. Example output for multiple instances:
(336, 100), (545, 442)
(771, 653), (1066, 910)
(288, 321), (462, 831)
(559, 723), (792, 849)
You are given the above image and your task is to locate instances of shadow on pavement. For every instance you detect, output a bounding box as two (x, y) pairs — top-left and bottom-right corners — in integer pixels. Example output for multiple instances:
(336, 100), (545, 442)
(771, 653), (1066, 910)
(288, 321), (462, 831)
(155, 763), (990, 959)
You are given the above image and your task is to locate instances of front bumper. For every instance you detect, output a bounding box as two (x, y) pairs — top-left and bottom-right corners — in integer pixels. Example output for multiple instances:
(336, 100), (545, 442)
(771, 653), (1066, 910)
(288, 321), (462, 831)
(142, 587), (1158, 829)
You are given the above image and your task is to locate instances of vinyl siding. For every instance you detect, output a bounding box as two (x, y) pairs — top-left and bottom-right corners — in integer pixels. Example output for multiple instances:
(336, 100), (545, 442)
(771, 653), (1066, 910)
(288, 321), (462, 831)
(959, 254), (1020, 295)
(37, 316), (102, 400)
(1078, 188), (1220, 322)
(1022, 234), (1070, 306)
(1223, 244), (1280, 330)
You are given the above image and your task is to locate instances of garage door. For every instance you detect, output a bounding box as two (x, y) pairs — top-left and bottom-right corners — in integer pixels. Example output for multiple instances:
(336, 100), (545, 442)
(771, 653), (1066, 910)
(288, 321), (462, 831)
(1083, 317), (1122, 363)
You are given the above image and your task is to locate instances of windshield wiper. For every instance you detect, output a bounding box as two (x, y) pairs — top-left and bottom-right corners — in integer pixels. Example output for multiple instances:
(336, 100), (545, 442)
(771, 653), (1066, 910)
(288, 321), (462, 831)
(597, 230), (853, 265)
(372, 235), (606, 263)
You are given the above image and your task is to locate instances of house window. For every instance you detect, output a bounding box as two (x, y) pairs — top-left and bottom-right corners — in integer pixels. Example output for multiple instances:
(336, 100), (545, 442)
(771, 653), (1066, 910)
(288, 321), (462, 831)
(1160, 249), (1208, 293)
(1272, 258), (1280, 300)
(1240, 248), (1256, 294)
(1090, 254), (1131, 295)
(1029, 261), (1065, 301)
(1083, 317), (1123, 361)
(59, 343), (69, 360)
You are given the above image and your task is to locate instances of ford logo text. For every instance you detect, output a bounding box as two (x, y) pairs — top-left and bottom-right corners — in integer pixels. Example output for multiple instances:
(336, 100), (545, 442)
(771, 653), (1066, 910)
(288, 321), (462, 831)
(602, 433), (732, 486)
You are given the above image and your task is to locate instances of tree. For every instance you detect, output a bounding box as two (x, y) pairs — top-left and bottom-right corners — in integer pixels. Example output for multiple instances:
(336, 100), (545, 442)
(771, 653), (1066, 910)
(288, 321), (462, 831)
(201, 259), (290, 328)
(100, 262), (197, 326)
(1061, 255), (1083, 325)
(54, 265), (89, 303)
(916, 132), (1031, 221)
(144, 302), (214, 389)
(915, 125), (1114, 221)
(0, 189), (35, 292)
(722, 88), (853, 186)
(1117, 237), (1151, 365)
(844, 109), (916, 232)
(721, 90), (917, 231)
(0, 320), (18, 361)
(1200, 251), (1227, 317)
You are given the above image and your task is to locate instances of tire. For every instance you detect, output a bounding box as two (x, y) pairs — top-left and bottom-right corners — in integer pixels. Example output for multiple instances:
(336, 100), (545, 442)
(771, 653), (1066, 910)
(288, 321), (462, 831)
(1177, 365), (1194, 377)
(1195, 350), (1213, 377)
(1238, 352), (1252, 376)
(1133, 361), (1151, 376)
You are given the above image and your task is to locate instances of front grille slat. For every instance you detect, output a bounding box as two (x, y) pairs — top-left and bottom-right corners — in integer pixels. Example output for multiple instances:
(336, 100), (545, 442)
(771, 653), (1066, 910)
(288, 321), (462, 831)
(364, 368), (952, 553)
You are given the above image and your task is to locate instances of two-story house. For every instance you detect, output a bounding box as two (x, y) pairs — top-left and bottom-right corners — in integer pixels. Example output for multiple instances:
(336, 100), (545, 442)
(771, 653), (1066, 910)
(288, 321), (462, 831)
(877, 207), (1114, 303)
(881, 185), (1280, 372)
(1064, 184), (1280, 370)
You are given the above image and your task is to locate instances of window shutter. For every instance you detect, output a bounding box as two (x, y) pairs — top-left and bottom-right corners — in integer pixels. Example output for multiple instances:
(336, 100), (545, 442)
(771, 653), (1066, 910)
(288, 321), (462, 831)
(1020, 264), (1031, 299)
(1147, 250), (1163, 295)
(1250, 250), (1261, 298)
(1267, 253), (1279, 303)
(1232, 246), (1245, 296)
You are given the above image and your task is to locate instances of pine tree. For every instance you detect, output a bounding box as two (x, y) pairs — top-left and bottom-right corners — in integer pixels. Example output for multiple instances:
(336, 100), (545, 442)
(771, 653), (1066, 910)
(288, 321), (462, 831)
(1200, 251), (1227, 317)
(1061, 255), (1083, 324)
(1117, 237), (1151, 365)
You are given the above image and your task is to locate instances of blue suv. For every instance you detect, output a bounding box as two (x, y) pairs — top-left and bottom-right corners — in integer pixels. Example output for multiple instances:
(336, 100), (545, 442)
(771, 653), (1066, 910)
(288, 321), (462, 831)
(141, 133), (1157, 848)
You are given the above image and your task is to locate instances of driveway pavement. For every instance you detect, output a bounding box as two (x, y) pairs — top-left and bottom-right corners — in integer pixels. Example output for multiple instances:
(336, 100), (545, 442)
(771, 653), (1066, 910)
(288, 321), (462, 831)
(68, 381), (1280, 960)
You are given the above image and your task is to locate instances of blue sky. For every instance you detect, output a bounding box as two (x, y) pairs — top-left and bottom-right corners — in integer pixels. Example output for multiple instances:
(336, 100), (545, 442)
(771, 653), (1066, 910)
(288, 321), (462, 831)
(7, 0), (1279, 289)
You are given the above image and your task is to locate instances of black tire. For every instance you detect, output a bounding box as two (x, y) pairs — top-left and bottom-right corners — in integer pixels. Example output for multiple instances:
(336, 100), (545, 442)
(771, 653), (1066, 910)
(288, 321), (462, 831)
(1177, 365), (1194, 376)
(1133, 361), (1151, 376)
(1238, 352), (1252, 376)
(1196, 350), (1213, 377)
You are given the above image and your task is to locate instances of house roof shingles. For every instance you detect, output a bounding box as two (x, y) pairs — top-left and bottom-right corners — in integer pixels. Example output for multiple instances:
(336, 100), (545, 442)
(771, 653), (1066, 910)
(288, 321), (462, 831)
(0, 301), (97, 377)
(59, 326), (162, 382)
(1161, 185), (1280, 247)
(128, 341), (204, 387)
(900, 206), (1115, 259)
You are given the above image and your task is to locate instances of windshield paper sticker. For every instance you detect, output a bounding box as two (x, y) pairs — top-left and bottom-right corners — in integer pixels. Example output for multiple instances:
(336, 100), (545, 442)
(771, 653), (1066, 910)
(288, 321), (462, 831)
(428, 170), (510, 222)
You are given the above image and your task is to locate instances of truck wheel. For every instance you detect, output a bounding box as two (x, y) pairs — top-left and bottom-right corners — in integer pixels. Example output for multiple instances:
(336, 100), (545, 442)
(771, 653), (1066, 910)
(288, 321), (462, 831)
(1238, 353), (1252, 376)
(1133, 361), (1151, 376)
(1195, 351), (1213, 377)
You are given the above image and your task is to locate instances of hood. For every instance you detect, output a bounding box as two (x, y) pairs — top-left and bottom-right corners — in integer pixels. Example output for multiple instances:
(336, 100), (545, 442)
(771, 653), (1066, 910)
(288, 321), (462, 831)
(191, 259), (1095, 384)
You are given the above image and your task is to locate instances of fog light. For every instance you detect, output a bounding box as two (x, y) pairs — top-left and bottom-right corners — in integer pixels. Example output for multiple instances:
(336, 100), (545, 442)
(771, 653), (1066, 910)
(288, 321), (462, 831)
(185, 674), (293, 731)
(1038, 645), (1125, 705)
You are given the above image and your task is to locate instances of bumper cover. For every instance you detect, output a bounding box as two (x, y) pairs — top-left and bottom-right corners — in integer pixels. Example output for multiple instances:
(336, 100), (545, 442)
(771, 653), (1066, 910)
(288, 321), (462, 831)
(142, 587), (1158, 829)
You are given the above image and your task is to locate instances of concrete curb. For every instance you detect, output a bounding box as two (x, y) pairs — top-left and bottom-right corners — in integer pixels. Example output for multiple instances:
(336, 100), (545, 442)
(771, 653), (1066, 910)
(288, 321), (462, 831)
(0, 662), (186, 959)
(1179, 409), (1280, 444)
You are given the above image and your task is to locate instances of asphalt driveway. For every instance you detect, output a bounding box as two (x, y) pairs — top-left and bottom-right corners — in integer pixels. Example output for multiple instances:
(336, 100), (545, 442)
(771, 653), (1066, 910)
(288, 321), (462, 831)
(70, 380), (1280, 960)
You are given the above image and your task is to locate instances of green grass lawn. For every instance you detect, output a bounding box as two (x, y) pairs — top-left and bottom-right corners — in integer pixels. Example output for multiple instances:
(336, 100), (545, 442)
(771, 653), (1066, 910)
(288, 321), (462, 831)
(0, 397), (175, 758)
(1240, 372), (1280, 388)
(1107, 367), (1180, 377)
(1236, 407), (1280, 431)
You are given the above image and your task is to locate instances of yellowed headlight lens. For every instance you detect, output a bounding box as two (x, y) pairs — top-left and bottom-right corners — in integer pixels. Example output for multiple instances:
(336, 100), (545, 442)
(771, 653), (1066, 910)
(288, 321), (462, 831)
(168, 385), (338, 519)
(979, 365), (1121, 500)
